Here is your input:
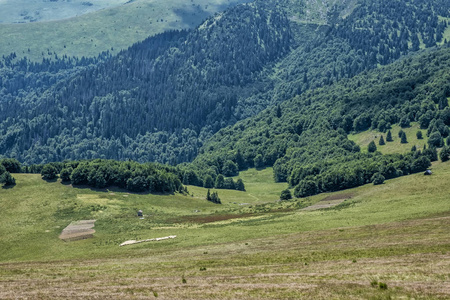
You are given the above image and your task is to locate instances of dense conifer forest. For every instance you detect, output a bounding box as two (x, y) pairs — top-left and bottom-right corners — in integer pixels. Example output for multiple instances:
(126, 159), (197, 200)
(0, 0), (448, 166)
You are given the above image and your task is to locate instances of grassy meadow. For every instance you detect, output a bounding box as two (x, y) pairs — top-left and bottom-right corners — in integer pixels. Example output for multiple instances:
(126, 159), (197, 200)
(1, 161), (450, 298)
(0, 0), (251, 61)
(348, 122), (429, 154)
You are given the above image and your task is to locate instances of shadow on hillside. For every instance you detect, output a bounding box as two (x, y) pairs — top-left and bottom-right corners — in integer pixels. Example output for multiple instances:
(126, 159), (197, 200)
(42, 178), (58, 183)
(2, 184), (16, 189)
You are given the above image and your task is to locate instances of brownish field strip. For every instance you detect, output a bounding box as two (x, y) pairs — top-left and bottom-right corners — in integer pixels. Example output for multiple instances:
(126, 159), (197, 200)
(170, 213), (258, 224)
(1, 215), (449, 299)
(59, 220), (96, 241)
(320, 193), (354, 201)
(301, 193), (354, 211)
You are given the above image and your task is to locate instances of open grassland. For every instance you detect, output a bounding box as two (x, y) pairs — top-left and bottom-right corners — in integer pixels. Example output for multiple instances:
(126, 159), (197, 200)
(1, 163), (450, 298)
(0, 0), (251, 61)
(348, 122), (429, 154)
(0, 0), (129, 24)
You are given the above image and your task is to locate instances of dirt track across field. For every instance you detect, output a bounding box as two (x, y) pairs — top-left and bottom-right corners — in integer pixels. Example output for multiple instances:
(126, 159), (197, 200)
(59, 220), (96, 241)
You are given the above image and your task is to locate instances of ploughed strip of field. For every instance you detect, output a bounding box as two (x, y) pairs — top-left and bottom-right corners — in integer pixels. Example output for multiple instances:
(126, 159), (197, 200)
(59, 220), (96, 241)
(301, 193), (353, 211)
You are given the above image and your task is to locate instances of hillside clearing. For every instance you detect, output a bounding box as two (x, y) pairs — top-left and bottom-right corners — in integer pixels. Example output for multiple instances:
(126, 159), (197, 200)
(348, 122), (429, 154)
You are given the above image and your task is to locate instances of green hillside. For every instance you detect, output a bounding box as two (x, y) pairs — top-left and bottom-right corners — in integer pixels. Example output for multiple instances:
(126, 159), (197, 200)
(1, 0), (449, 167)
(192, 46), (450, 195)
(1, 161), (449, 298)
(0, 0), (251, 61)
(348, 123), (429, 154)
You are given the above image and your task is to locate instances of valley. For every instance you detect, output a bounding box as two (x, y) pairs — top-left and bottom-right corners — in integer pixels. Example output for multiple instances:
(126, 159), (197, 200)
(1, 0), (450, 298)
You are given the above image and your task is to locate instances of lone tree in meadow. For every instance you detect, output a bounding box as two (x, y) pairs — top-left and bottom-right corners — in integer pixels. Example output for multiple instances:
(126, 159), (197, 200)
(206, 189), (221, 204)
(386, 130), (393, 142)
(416, 130), (423, 139)
(235, 178), (245, 191)
(280, 189), (292, 200)
(0, 171), (16, 186)
(400, 131), (408, 144)
(368, 140), (377, 153)
(379, 135), (385, 145)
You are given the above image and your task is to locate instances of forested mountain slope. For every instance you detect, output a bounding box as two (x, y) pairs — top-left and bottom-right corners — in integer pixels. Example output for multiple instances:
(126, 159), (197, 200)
(192, 46), (450, 195)
(0, 0), (252, 61)
(0, 0), (449, 165)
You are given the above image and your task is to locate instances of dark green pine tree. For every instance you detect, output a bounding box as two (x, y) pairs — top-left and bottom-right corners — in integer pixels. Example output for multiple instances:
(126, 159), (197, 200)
(438, 97), (449, 110)
(398, 129), (405, 138)
(379, 135), (385, 145)
(206, 189), (211, 201)
(416, 130), (423, 139)
(386, 130), (393, 142)
(411, 145), (417, 152)
(440, 145), (450, 162)
(209, 191), (221, 204)
(280, 189), (292, 200)
(1, 171), (16, 186)
(276, 105), (282, 118)
(368, 140), (377, 153)
(400, 131), (408, 144)
(235, 178), (245, 191)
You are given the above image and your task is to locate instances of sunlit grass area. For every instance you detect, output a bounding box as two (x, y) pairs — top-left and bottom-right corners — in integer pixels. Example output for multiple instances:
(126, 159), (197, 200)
(348, 122), (429, 154)
(0, 0), (251, 61)
(1, 162), (449, 298)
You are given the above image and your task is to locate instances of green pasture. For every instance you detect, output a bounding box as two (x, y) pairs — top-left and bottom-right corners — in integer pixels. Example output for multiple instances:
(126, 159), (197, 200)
(1, 162), (450, 298)
(348, 122), (429, 154)
(1, 160), (449, 262)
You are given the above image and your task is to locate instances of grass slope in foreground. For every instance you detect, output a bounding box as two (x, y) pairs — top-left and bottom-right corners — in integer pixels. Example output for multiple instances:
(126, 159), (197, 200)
(0, 0), (251, 61)
(0, 163), (450, 298)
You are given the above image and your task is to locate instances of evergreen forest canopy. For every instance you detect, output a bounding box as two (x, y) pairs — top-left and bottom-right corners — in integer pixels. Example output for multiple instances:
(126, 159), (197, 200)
(0, 0), (450, 196)
(0, 0), (448, 166)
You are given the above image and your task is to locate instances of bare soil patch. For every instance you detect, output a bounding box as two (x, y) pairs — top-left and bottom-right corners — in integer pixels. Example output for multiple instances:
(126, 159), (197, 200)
(59, 220), (96, 241)
(171, 213), (258, 224)
(302, 193), (353, 211)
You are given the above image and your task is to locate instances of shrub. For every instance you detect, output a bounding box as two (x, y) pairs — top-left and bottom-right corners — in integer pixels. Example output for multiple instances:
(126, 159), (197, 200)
(371, 172), (385, 185)
(1, 171), (16, 186)
(440, 145), (450, 162)
(416, 130), (423, 139)
(378, 282), (388, 290)
(41, 164), (58, 180)
(368, 141), (377, 153)
(235, 178), (245, 191)
(203, 175), (214, 188)
(280, 189), (292, 200)
(428, 132), (444, 147)
(60, 167), (73, 182)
